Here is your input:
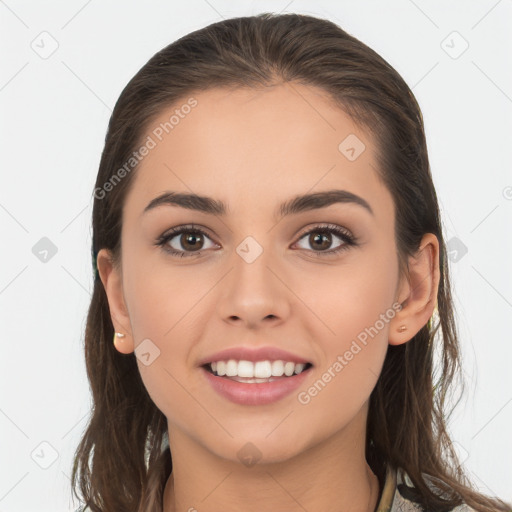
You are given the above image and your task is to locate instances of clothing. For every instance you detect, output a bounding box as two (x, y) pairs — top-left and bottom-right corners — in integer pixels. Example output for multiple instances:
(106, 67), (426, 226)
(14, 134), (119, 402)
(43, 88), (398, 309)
(378, 464), (476, 512)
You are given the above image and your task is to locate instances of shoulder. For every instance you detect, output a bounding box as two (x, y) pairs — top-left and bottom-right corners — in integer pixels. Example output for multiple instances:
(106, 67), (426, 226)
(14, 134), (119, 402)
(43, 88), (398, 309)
(390, 468), (477, 512)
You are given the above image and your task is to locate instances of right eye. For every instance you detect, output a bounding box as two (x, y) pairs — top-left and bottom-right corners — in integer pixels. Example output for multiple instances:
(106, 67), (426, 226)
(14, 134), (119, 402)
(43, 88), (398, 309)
(155, 224), (218, 258)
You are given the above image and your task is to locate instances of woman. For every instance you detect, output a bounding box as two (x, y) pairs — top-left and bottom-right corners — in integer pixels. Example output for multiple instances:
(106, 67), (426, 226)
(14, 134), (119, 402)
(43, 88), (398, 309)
(71, 12), (511, 512)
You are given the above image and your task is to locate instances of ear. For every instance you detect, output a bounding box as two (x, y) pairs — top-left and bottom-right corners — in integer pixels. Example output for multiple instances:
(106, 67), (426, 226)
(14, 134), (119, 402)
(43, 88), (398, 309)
(96, 248), (134, 354)
(388, 233), (440, 346)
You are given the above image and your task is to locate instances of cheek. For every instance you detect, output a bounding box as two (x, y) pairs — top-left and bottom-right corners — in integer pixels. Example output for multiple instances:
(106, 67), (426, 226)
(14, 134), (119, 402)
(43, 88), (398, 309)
(124, 249), (205, 341)
(123, 262), (210, 420)
(294, 247), (398, 346)
(292, 249), (398, 413)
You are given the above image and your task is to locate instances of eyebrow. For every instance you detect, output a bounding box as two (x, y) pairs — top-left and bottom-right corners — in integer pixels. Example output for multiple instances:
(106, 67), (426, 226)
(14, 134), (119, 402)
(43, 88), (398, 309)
(142, 189), (374, 220)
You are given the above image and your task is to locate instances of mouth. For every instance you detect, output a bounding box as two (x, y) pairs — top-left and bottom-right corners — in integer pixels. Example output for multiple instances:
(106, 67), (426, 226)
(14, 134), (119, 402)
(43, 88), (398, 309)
(201, 360), (314, 383)
(200, 359), (313, 405)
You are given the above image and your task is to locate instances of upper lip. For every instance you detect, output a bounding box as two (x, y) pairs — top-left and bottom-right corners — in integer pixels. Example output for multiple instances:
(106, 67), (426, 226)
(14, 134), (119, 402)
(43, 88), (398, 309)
(198, 346), (312, 366)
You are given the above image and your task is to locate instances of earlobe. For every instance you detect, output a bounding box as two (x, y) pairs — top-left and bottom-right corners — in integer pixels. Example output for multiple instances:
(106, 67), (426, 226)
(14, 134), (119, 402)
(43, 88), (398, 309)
(388, 233), (440, 346)
(388, 312), (411, 346)
(113, 331), (133, 354)
(96, 248), (135, 354)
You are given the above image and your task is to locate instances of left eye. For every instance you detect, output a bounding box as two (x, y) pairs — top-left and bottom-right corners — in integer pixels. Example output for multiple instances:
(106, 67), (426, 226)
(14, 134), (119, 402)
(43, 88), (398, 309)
(293, 224), (356, 256)
(156, 223), (356, 258)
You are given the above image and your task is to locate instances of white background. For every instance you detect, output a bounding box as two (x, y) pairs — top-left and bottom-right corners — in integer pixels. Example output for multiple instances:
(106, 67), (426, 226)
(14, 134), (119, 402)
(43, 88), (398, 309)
(1, 1), (511, 510)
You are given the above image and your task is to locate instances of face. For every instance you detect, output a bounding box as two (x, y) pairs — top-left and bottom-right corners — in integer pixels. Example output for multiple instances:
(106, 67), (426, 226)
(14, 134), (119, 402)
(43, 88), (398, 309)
(101, 83), (410, 465)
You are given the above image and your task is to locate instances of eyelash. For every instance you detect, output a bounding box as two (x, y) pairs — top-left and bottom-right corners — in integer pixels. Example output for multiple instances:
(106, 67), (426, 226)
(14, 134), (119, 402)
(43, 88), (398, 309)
(155, 223), (357, 259)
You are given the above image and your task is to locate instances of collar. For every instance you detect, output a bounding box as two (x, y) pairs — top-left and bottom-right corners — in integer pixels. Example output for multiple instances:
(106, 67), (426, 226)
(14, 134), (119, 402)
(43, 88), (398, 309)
(375, 463), (398, 512)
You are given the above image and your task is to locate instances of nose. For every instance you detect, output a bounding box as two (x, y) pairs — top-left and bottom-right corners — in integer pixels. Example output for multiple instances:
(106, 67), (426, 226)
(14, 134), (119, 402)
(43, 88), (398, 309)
(216, 244), (291, 330)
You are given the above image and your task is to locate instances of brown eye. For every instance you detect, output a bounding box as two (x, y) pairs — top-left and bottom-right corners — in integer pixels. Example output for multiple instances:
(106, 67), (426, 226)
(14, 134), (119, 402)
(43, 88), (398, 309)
(307, 232), (333, 251)
(178, 232), (205, 251)
(294, 224), (356, 256)
(156, 225), (217, 257)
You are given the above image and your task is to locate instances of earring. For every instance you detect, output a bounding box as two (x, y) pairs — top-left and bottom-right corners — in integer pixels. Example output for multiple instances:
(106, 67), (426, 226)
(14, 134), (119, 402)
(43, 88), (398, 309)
(113, 332), (126, 345)
(397, 325), (407, 333)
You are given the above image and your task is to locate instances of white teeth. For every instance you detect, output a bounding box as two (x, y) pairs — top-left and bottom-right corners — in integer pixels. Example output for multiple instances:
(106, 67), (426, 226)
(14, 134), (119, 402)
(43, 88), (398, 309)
(216, 361), (226, 376)
(284, 361), (295, 376)
(271, 360), (284, 376)
(208, 359), (309, 378)
(255, 361), (272, 378)
(295, 363), (305, 373)
(238, 360), (254, 377)
(226, 360), (238, 377)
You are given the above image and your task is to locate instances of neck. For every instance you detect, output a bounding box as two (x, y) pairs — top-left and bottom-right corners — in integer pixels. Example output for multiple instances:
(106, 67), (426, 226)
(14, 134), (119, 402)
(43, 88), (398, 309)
(163, 407), (380, 512)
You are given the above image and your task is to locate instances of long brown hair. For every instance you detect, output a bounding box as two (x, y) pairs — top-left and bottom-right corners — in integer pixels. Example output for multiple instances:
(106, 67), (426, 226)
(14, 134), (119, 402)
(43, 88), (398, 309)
(71, 13), (511, 512)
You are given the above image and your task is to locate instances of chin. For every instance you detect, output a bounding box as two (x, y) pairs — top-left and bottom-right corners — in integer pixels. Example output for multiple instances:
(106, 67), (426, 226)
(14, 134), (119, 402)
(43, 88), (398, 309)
(204, 429), (312, 467)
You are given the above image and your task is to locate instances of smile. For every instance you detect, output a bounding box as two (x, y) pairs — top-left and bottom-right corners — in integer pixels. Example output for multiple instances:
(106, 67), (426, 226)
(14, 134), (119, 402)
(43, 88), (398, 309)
(201, 360), (314, 405)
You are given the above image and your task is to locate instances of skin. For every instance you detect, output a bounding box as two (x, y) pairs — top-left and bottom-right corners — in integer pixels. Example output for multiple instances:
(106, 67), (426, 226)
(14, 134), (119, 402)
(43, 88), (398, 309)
(97, 83), (440, 512)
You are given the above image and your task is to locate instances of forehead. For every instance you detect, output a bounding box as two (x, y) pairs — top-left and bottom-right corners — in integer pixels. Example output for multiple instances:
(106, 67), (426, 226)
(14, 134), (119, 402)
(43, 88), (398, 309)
(123, 83), (393, 225)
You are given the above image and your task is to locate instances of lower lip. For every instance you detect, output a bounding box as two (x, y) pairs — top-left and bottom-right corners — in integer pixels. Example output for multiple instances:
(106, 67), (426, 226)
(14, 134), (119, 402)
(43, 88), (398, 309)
(201, 366), (312, 405)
